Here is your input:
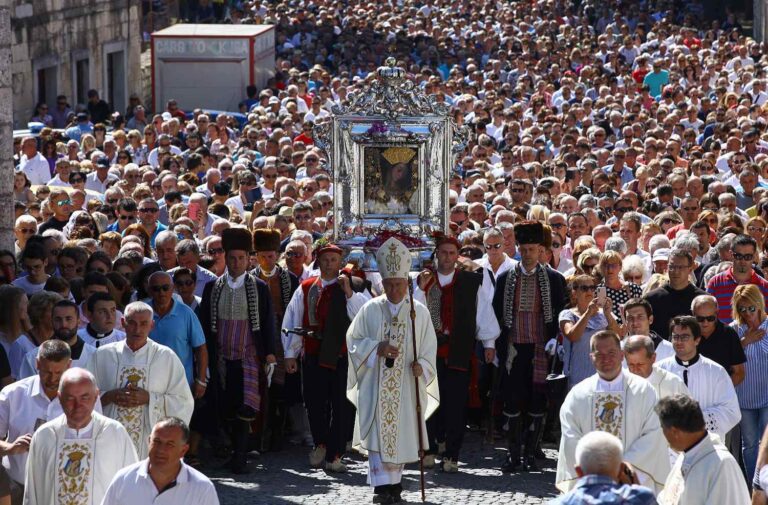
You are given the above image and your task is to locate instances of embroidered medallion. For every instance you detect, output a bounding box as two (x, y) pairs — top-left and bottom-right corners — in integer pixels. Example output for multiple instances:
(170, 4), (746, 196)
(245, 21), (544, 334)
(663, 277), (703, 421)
(116, 366), (147, 449)
(592, 392), (625, 441)
(378, 305), (406, 460)
(57, 441), (93, 505)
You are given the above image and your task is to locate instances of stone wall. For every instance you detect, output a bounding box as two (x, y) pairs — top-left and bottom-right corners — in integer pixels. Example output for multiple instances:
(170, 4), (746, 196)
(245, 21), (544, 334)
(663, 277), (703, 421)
(11, 0), (142, 128)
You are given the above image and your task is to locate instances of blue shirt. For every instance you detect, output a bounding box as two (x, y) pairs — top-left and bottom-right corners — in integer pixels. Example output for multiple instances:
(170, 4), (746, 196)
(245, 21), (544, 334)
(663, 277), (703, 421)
(643, 70), (669, 98)
(148, 299), (206, 384)
(732, 318), (768, 409)
(549, 475), (657, 505)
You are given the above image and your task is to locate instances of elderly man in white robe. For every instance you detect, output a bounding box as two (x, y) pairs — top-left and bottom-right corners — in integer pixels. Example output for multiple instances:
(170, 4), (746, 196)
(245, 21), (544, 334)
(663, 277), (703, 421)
(556, 330), (670, 495)
(656, 315), (741, 440)
(347, 237), (439, 505)
(23, 368), (137, 505)
(623, 335), (689, 400)
(87, 301), (194, 459)
(656, 394), (750, 505)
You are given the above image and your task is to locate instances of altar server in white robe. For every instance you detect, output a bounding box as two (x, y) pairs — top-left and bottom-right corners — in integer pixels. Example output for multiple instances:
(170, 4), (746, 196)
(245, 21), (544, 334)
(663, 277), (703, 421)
(87, 301), (194, 459)
(556, 330), (670, 494)
(655, 394), (750, 505)
(23, 368), (138, 505)
(346, 237), (440, 505)
(656, 316), (741, 439)
(623, 335), (690, 400)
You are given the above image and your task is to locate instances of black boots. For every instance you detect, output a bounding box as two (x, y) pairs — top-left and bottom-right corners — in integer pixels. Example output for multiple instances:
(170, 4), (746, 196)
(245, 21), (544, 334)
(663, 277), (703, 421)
(522, 414), (545, 472)
(230, 419), (251, 474)
(372, 483), (402, 504)
(501, 414), (522, 472)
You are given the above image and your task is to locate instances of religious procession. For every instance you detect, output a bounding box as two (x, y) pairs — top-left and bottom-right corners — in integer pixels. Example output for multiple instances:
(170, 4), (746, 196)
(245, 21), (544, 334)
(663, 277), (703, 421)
(5, 0), (768, 502)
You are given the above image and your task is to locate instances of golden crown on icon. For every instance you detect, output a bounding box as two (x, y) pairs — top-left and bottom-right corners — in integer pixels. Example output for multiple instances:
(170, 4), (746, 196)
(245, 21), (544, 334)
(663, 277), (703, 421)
(382, 147), (415, 166)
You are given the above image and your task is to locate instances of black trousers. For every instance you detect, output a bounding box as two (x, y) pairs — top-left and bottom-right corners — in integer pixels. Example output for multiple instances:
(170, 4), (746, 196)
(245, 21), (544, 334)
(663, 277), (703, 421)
(302, 354), (354, 461)
(426, 359), (470, 461)
(503, 344), (546, 417)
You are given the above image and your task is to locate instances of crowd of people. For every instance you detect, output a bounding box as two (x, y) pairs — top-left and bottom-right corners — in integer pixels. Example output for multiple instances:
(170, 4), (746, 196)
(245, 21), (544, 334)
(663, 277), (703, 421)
(9, 0), (768, 502)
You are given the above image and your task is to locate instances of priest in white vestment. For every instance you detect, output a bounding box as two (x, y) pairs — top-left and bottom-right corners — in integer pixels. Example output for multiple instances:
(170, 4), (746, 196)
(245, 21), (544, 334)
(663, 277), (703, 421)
(347, 237), (439, 505)
(87, 301), (194, 459)
(623, 335), (690, 400)
(656, 316), (741, 439)
(655, 394), (750, 505)
(556, 330), (670, 495)
(23, 368), (138, 505)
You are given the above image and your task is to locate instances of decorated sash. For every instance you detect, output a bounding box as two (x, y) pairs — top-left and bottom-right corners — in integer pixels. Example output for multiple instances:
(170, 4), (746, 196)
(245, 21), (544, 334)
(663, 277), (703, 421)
(591, 391), (626, 444)
(115, 365), (148, 451)
(56, 438), (95, 505)
(377, 302), (407, 462)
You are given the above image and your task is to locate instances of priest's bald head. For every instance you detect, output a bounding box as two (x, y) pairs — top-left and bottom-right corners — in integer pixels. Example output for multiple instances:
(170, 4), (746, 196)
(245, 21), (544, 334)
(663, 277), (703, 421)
(574, 431), (623, 480)
(59, 368), (100, 430)
(590, 330), (623, 381)
(623, 335), (656, 379)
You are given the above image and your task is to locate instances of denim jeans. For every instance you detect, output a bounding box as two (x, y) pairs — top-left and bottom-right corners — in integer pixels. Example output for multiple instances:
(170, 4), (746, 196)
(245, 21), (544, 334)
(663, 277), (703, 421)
(741, 406), (768, 481)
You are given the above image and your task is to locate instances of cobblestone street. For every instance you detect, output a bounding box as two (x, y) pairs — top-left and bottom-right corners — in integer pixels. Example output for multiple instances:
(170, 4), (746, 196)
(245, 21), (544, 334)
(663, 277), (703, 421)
(207, 432), (558, 504)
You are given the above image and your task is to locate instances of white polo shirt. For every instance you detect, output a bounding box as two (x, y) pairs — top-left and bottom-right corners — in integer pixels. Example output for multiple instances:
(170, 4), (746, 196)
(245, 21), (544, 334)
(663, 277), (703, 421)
(101, 459), (220, 505)
(0, 375), (63, 483)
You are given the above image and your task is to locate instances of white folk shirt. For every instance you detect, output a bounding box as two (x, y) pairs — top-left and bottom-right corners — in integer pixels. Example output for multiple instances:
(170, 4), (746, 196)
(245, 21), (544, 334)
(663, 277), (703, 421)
(412, 269), (501, 350)
(86, 339), (194, 459)
(556, 371), (670, 495)
(656, 355), (741, 439)
(0, 375), (64, 484)
(23, 412), (138, 505)
(282, 277), (371, 359)
(100, 459), (220, 505)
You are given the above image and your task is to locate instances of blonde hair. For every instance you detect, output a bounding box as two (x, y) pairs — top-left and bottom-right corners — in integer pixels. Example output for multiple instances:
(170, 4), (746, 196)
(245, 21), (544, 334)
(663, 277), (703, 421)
(527, 204), (550, 222)
(732, 284), (766, 325)
(598, 250), (623, 274)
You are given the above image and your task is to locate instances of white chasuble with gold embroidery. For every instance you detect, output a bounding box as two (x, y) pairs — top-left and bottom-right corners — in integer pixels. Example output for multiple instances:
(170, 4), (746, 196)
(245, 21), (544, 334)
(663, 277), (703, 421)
(347, 295), (440, 465)
(86, 339), (194, 460)
(22, 413), (138, 505)
(556, 371), (671, 495)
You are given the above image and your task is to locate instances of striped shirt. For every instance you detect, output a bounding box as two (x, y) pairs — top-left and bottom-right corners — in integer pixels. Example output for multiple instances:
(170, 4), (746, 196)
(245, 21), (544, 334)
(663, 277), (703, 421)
(706, 268), (768, 324)
(732, 319), (768, 409)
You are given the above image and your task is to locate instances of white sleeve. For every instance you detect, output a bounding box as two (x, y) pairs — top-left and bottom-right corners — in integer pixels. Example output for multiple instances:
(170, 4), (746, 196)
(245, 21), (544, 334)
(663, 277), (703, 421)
(703, 368), (742, 436)
(475, 285), (501, 348)
(282, 288), (305, 359)
(345, 291), (371, 320)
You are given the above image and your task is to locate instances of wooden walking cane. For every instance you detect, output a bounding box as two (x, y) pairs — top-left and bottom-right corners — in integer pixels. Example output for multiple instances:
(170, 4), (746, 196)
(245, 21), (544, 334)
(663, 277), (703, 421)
(408, 282), (427, 502)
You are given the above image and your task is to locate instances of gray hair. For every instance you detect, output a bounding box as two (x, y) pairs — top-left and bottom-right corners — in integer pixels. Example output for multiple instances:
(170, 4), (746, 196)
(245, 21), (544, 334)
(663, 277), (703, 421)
(673, 233), (700, 254)
(285, 239), (308, 253)
(648, 234), (671, 255)
(124, 301), (154, 319)
(155, 230), (178, 247)
(175, 239), (200, 257)
(575, 431), (624, 476)
(716, 233), (736, 253)
(691, 294), (718, 312)
(622, 256), (646, 282)
(605, 237), (628, 255)
(483, 227), (504, 243)
(290, 230), (313, 243)
(37, 339), (72, 362)
(623, 334), (655, 358)
(58, 367), (97, 395)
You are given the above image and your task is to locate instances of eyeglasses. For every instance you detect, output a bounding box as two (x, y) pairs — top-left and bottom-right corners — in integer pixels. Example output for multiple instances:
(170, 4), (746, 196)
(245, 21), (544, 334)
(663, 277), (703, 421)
(119, 215), (135, 221)
(682, 207), (699, 212)
(695, 315), (717, 323)
(263, 174), (277, 179)
(670, 334), (693, 342)
(733, 253), (754, 261)
(150, 285), (172, 293)
(550, 222), (565, 229)
(668, 264), (690, 271)
(574, 285), (596, 292)
(207, 247), (224, 255)
(614, 207), (632, 213)
(139, 208), (159, 214)
(748, 226), (766, 233)
(69, 177), (83, 183)
(174, 279), (195, 287)
(484, 243), (503, 250)
(738, 306), (757, 314)
(55, 199), (72, 207)
(285, 251), (303, 258)
(17, 228), (36, 234)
